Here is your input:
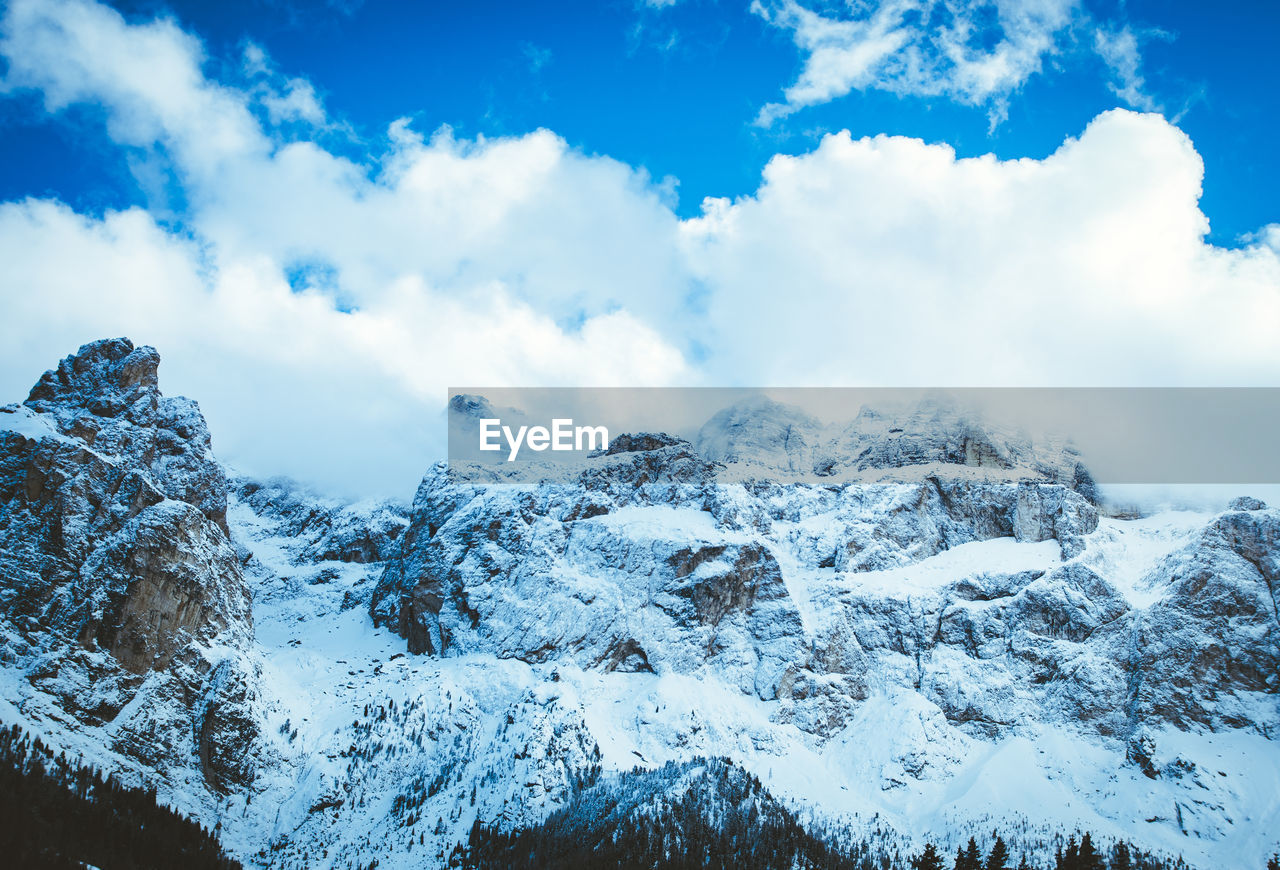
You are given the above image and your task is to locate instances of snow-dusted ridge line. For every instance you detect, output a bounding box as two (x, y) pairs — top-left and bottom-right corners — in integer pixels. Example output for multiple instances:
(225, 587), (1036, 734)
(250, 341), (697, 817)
(0, 338), (1278, 869)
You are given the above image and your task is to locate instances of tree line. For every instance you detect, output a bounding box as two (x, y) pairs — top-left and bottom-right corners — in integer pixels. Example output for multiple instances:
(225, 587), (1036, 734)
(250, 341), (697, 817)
(450, 755), (1270, 870)
(0, 721), (240, 869)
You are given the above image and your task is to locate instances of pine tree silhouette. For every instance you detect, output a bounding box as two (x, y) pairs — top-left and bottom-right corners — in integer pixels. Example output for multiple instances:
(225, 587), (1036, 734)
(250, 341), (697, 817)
(0, 723), (238, 869)
(986, 835), (1010, 870)
(912, 842), (944, 870)
(1077, 832), (1104, 870)
(955, 836), (983, 870)
(1111, 841), (1133, 870)
(1058, 836), (1079, 870)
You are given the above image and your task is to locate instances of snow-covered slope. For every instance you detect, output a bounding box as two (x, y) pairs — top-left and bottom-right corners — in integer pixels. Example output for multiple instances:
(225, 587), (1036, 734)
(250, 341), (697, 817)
(364, 437), (1279, 868)
(1, 341), (1278, 869)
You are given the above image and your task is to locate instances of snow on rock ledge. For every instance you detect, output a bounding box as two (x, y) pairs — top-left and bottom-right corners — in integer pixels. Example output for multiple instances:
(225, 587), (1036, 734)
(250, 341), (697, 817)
(0, 337), (262, 793)
(371, 424), (1112, 737)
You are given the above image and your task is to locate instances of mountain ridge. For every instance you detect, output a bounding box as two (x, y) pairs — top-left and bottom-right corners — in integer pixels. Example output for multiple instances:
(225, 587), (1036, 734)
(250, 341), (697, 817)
(0, 339), (1276, 869)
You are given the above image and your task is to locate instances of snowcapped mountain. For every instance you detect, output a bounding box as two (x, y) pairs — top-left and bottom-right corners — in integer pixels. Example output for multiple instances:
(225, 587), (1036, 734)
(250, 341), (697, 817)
(693, 394), (1092, 492)
(1, 339), (1277, 869)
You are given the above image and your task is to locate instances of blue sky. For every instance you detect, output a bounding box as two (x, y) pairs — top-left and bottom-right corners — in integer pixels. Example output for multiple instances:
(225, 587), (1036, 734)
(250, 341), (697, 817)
(3, 0), (1277, 242)
(0, 0), (1277, 495)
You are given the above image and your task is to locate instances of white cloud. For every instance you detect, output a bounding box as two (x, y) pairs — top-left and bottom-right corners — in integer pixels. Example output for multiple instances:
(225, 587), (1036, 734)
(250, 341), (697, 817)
(1094, 25), (1160, 113)
(0, 1), (692, 330)
(751, 0), (1158, 126)
(0, 0), (267, 171)
(682, 109), (1280, 385)
(0, 199), (687, 495)
(0, 0), (692, 496)
(0, 0), (1277, 497)
(241, 43), (330, 127)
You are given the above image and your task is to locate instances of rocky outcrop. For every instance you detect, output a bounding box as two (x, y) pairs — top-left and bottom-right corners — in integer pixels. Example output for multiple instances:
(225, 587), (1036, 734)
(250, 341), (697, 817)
(3, 356), (1277, 870)
(578, 435), (720, 496)
(23, 337), (231, 532)
(697, 397), (822, 472)
(1117, 507), (1280, 729)
(0, 338), (260, 791)
(697, 395), (1096, 494)
(371, 429), (1104, 723)
(372, 461), (806, 698)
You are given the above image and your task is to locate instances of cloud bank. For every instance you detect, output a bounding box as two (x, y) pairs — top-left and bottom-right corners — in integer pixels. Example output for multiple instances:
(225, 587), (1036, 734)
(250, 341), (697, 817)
(0, 0), (1276, 496)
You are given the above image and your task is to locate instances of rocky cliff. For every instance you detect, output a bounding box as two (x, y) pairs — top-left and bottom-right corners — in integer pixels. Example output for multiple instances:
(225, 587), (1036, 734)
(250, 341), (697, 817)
(363, 407), (1278, 867)
(369, 430), (1276, 750)
(0, 338), (261, 793)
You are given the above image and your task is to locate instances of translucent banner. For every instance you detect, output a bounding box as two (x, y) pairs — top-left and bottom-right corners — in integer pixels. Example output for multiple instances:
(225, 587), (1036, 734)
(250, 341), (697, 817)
(446, 387), (1280, 485)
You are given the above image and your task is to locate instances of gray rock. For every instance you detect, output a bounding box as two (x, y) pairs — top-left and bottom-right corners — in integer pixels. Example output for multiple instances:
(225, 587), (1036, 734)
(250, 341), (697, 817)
(232, 475), (407, 564)
(0, 338), (262, 791)
(24, 337), (230, 531)
(1117, 508), (1280, 729)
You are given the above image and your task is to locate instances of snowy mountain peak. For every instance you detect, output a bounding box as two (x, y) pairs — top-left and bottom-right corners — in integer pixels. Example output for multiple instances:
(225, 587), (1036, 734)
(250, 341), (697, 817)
(25, 337), (162, 420)
(1, 340), (1278, 869)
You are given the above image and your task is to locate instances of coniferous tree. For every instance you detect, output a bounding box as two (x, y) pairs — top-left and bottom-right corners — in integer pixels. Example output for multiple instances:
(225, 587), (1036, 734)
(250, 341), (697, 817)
(1268, 854), (1279, 870)
(0, 723), (238, 869)
(1058, 836), (1079, 870)
(912, 842), (944, 870)
(453, 761), (1231, 870)
(1077, 833), (1104, 870)
(986, 836), (1010, 870)
(955, 837), (983, 870)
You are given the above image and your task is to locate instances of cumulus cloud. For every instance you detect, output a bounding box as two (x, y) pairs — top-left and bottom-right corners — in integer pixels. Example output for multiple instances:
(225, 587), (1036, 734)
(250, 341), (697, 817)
(0, 0), (1276, 496)
(0, 197), (687, 494)
(0, 0), (691, 495)
(751, 0), (1157, 126)
(683, 109), (1280, 385)
(241, 42), (330, 127)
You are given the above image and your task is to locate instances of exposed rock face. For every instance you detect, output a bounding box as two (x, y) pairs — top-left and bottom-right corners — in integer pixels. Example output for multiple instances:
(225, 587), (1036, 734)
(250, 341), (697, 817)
(371, 431), (1104, 719)
(1012, 481), (1098, 557)
(235, 455), (1280, 870)
(604, 431), (688, 455)
(82, 499), (249, 672)
(227, 472), (408, 629)
(1118, 508), (1280, 729)
(3, 356), (1278, 870)
(0, 338), (259, 791)
(373, 399), (1278, 764)
(23, 337), (231, 532)
(697, 397), (821, 472)
(1228, 495), (1268, 512)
